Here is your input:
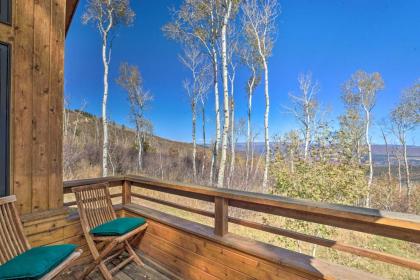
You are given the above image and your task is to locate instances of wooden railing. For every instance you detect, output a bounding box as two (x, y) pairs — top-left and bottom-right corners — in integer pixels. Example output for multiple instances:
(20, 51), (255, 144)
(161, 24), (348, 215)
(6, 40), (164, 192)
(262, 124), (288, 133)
(63, 175), (420, 272)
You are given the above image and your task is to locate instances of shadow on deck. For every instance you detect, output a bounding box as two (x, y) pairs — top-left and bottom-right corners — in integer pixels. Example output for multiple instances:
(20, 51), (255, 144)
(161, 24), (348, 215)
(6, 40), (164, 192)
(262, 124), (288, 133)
(59, 251), (178, 280)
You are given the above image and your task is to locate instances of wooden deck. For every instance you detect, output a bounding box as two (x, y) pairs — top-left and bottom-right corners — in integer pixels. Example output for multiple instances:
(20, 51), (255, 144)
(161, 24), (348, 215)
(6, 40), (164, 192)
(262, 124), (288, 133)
(60, 252), (176, 280)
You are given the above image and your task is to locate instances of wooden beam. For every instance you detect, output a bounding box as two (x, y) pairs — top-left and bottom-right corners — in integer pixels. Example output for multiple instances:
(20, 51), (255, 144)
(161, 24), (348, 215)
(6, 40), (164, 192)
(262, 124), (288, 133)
(214, 197), (228, 236)
(131, 193), (214, 218)
(13, 0), (35, 214)
(124, 203), (382, 280)
(63, 176), (125, 191)
(122, 180), (132, 205)
(126, 175), (420, 243)
(228, 216), (420, 271)
(131, 183), (214, 202)
(65, 0), (79, 35)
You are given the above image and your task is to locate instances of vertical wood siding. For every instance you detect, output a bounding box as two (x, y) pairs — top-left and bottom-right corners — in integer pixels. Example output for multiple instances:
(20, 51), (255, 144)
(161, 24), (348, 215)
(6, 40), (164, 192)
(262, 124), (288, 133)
(11, 0), (66, 214)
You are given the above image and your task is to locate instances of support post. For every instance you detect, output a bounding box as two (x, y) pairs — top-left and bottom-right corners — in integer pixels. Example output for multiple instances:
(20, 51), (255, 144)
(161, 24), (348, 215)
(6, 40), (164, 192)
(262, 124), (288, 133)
(122, 180), (132, 205)
(214, 197), (228, 236)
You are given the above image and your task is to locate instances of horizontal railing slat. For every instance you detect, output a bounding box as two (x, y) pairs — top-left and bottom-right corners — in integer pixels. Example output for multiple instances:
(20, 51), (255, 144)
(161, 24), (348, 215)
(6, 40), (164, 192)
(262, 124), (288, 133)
(131, 192), (214, 218)
(63, 175), (420, 272)
(228, 217), (420, 271)
(63, 176), (125, 193)
(127, 175), (420, 243)
(129, 191), (420, 270)
(64, 193), (122, 207)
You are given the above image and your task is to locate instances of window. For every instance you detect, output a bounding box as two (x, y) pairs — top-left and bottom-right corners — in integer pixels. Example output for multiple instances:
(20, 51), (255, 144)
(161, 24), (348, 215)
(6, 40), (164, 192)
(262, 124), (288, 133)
(0, 0), (11, 25)
(0, 42), (9, 197)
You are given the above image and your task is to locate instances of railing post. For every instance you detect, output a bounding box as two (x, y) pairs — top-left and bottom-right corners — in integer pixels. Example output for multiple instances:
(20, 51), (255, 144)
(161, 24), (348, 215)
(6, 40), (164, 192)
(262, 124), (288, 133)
(122, 180), (132, 205)
(214, 197), (228, 236)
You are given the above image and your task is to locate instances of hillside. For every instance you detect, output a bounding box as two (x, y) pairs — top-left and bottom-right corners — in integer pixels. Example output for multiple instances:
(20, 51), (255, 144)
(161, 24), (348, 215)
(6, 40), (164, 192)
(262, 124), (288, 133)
(63, 109), (214, 182)
(65, 109), (420, 181)
(236, 143), (420, 166)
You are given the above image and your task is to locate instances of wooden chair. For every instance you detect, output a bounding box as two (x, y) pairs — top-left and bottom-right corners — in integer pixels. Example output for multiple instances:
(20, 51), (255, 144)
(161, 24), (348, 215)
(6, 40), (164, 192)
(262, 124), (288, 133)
(0, 195), (82, 280)
(72, 183), (147, 280)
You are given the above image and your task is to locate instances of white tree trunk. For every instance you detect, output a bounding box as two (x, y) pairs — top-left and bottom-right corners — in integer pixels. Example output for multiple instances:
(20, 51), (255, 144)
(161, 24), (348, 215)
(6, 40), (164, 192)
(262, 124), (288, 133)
(201, 104), (206, 176)
(403, 139), (411, 199)
(228, 70), (236, 188)
(136, 131), (143, 172)
(365, 109), (373, 207)
(192, 101), (197, 181)
(102, 36), (109, 177)
(217, 1), (232, 188)
(245, 93), (252, 184)
(245, 73), (255, 185)
(381, 128), (392, 185)
(397, 154), (402, 195)
(210, 46), (220, 185)
(304, 124), (310, 161)
(228, 99), (235, 188)
(262, 58), (270, 192)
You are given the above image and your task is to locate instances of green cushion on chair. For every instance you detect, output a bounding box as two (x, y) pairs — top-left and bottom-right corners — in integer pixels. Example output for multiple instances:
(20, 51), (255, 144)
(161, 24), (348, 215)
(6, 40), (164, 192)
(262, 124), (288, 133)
(0, 244), (76, 280)
(90, 217), (146, 236)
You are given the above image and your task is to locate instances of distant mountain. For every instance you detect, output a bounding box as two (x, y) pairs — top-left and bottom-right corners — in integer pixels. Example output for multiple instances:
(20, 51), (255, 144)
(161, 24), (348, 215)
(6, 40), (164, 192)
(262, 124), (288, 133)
(235, 143), (420, 166)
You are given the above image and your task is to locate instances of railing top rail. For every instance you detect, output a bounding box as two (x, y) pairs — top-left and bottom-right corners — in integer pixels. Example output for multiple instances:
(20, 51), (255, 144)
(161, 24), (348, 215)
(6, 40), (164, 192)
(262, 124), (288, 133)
(126, 175), (420, 224)
(63, 175), (420, 243)
(63, 176), (125, 191)
(127, 175), (420, 243)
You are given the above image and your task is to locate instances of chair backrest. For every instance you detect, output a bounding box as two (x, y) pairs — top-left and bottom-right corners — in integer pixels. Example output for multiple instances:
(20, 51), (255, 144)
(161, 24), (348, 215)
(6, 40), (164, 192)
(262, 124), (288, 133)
(72, 183), (117, 233)
(0, 195), (31, 265)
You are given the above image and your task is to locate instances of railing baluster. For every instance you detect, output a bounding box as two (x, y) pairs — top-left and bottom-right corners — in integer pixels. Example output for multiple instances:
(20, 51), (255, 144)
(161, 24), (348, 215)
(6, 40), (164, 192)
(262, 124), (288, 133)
(214, 197), (228, 236)
(122, 180), (132, 205)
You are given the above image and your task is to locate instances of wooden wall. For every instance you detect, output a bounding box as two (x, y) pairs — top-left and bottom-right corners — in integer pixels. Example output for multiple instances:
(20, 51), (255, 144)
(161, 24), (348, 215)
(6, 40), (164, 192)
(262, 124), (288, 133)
(3, 0), (67, 214)
(124, 205), (382, 280)
(124, 209), (316, 280)
(137, 219), (312, 280)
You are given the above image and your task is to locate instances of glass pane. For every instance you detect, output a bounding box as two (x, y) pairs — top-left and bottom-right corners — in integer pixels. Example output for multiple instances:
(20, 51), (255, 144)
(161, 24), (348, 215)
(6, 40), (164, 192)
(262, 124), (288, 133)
(0, 0), (11, 25)
(0, 42), (9, 197)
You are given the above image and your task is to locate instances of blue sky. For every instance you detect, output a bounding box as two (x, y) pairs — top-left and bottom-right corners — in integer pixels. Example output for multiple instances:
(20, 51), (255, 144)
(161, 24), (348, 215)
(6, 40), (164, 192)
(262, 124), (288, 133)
(65, 0), (420, 144)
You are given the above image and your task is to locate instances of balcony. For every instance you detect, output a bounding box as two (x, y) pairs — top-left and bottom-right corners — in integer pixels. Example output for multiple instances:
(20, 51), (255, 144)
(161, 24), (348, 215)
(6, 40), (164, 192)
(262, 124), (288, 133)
(19, 175), (417, 280)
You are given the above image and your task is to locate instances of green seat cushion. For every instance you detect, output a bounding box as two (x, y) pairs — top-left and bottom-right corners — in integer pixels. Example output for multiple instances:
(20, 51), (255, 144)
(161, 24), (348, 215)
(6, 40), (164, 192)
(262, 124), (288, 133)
(0, 244), (76, 280)
(90, 217), (146, 236)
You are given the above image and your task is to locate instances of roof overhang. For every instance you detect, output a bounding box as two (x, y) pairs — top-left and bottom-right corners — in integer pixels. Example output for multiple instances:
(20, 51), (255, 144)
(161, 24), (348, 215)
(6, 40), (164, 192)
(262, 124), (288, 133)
(66, 0), (79, 36)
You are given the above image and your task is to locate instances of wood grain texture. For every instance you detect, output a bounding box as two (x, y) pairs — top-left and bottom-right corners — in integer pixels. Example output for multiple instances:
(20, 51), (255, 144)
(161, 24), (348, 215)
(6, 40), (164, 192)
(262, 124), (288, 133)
(125, 204), (382, 280)
(32, 0), (52, 212)
(10, 0), (66, 214)
(49, 0), (66, 210)
(126, 175), (420, 243)
(214, 197), (228, 236)
(13, 0), (35, 214)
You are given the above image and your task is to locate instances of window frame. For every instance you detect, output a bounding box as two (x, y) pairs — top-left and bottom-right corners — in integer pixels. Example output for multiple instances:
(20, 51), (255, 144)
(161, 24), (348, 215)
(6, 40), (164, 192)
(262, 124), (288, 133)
(0, 0), (11, 25)
(0, 42), (10, 197)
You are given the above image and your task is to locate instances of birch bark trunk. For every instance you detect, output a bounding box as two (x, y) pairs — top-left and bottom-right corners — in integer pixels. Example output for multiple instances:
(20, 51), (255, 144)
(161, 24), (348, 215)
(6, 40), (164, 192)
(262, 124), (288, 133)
(210, 46), (220, 185)
(403, 140), (411, 200)
(364, 108), (373, 207)
(380, 127), (392, 185)
(228, 67), (236, 188)
(262, 58), (270, 192)
(201, 104), (206, 176)
(192, 101), (197, 181)
(217, 1), (232, 188)
(102, 35), (109, 177)
(245, 69), (256, 185)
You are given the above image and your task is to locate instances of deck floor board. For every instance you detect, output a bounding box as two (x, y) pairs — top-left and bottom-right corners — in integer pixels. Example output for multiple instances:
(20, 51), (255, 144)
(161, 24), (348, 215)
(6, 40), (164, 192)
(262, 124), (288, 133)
(59, 253), (172, 280)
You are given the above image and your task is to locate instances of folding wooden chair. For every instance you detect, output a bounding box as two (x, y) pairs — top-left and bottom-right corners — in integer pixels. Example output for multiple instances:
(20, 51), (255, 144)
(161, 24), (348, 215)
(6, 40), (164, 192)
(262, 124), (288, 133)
(72, 183), (147, 280)
(0, 195), (82, 280)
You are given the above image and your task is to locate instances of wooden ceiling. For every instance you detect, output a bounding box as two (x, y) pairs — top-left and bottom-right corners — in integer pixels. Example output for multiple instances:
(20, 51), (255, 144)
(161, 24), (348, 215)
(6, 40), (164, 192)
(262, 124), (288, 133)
(66, 0), (79, 35)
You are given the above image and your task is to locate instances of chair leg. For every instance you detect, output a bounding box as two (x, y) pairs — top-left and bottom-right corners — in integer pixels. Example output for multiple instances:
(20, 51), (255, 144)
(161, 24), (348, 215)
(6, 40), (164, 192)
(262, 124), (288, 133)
(79, 262), (97, 280)
(82, 240), (117, 279)
(124, 240), (144, 267)
(98, 261), (113, 280)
